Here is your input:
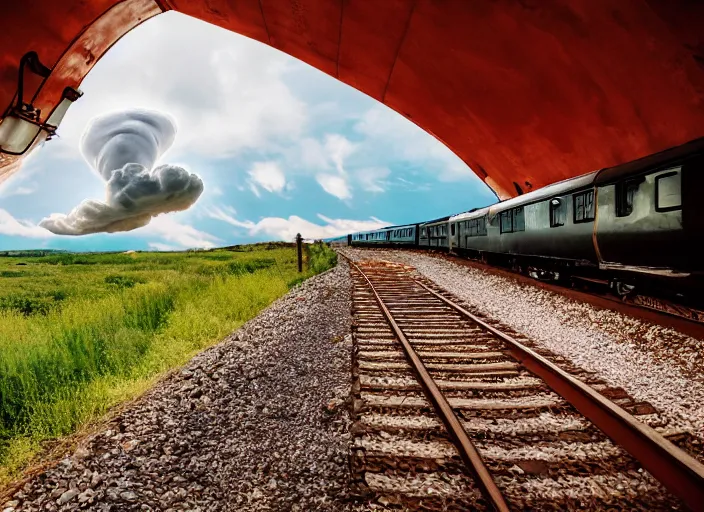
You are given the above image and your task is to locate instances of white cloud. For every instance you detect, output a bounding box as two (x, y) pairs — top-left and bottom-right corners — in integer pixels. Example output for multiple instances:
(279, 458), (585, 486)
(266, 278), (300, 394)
(324, 134), (356, 175)
(203, 206), (255, 229)
(0, 209), (53, 238)
(299, 138), (330, 170)
(357, 167), (390, 193)
(139, 215), (222, 249)
(248, 182), (261, 198)
(206, 206), (388, 241)
(248, 161), (286, 195)
(39, 110), (204, 236)
(52, 12), (307, 161)
(316, 173), (351, 200)
(0, 185), (37, 198)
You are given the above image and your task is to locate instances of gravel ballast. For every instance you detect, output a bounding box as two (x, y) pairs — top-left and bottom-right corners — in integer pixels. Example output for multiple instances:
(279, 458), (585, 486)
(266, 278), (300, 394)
(4, 261), (361, 512)
(344, 248), (704, 443)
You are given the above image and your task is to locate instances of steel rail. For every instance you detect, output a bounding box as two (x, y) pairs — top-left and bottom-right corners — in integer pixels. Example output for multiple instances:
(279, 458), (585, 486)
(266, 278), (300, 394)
(414, 278), (704, 511)
(348, 259), (510, 512)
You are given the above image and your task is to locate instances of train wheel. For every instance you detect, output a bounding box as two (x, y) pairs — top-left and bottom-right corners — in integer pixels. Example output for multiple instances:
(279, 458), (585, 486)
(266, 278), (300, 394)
(611, 280), (635, 298)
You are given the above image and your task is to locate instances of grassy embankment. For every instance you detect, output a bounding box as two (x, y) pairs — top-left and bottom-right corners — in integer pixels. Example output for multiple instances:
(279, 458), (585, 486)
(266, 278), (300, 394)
(0, 242), (337, 483)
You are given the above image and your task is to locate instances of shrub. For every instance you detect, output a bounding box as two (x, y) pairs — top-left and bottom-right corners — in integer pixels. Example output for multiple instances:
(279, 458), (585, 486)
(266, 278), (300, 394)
(0, 271), (23, 278)
(307, 242), (338, 274)
(0, 296), (52, 316)
(225, 258), (276, 275)
(104, 275), (145, 289)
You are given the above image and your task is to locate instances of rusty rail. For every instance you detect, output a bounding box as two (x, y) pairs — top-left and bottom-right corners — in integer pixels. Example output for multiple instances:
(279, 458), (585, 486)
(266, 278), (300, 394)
(414, 278), (704, 511)
(347, 258), (510, 512)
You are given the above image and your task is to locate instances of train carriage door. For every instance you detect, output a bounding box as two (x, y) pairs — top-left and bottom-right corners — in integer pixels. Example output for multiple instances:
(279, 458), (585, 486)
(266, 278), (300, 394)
(682, 156), (704, 270)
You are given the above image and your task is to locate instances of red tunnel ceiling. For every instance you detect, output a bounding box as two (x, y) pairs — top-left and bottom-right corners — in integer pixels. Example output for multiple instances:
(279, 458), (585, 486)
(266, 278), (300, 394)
(1, 0), (704, 199)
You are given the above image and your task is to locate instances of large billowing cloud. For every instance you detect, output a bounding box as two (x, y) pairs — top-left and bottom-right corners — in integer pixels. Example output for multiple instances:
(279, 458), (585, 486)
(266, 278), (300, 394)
(39, 109), (203, 235)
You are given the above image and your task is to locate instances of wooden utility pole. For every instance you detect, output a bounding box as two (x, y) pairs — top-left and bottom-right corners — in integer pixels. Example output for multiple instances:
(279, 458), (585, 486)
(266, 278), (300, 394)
(296, 233), (303, 272)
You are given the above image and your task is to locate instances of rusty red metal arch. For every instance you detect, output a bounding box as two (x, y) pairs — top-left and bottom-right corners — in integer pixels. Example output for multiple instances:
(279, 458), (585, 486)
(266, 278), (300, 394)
(2, 0), (704, 199)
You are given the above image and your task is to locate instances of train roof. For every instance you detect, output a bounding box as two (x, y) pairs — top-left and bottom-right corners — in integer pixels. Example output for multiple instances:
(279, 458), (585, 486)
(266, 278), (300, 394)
(450, 170), (598, 221)
(594, 136), (704, 185)
(348, 222), (418, 237)
(419, 215), (451, 226)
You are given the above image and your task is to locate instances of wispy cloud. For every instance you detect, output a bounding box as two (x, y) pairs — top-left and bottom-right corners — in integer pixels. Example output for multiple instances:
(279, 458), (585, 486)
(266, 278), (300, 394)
(250, 214), (387, 241)
(139, 215), (222, 249)
(205, 205), (388, 241)
(203, 206), (255, 229)
(0, 184), (37, 198)
(357, 167), (390, 193)
(315, 174), (351, 200)
(324, 134), (355, 175)
(0, 209), (53, 238)
(248, 161), (286, 196)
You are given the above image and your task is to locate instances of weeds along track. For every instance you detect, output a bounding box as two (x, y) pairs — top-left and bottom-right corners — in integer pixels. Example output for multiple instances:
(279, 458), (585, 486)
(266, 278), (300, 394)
(346, 258), (704, 511)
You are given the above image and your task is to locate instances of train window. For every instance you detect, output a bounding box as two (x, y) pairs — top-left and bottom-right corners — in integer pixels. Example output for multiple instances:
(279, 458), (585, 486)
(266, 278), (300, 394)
(421, 227), (426, 236)
(500, 208), (524, 233)
(478, 216), (487, 236)
(451, 224), (456, 236)
(655, 170), (682, 211)
(573, 190), (595, 223)
(550, 198), (565, 227)
(500, 210), (513, 233)
(513, 207), (525, 232)
(616, 178), (643, 217)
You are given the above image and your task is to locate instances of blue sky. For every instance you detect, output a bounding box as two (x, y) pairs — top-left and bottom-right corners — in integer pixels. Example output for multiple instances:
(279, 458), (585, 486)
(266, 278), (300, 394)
(0, 12), (496, 251)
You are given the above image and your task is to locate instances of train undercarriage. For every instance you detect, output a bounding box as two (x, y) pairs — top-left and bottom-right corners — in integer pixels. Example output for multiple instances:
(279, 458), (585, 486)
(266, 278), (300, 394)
(454, 247), (704, 324)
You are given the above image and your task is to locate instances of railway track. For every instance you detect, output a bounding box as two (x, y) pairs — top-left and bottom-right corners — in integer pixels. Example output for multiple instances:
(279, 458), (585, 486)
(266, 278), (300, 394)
(345, 257), (704, 511)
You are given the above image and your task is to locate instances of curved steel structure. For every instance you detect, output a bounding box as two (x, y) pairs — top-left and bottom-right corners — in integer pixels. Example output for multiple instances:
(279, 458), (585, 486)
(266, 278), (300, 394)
(2, 1), (704, 198)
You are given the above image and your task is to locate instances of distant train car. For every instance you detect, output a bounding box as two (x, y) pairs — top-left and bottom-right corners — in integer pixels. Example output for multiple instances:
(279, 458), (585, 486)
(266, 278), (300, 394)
(324, 235), (349, 247)
(349, 223), (419, 247)
(418, 216), (453, 249)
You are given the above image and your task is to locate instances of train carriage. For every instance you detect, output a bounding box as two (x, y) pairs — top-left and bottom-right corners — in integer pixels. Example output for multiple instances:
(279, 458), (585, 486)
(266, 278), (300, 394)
(418, 216), (454, 249)
(451, 172), (599, 271)
(449, 137), (704, 301)
(349, 223), (419, 247)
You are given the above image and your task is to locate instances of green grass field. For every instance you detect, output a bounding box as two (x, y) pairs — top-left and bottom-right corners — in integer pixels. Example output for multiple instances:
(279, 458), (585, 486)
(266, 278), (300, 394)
(0, 242), (337, 482)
